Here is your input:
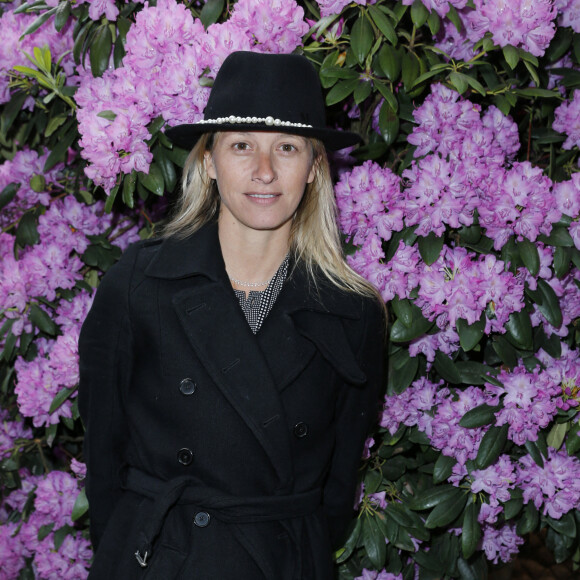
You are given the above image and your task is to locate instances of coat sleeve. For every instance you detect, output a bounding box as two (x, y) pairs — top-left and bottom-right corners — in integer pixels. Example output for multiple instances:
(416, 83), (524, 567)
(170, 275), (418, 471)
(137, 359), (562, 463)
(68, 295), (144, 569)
(321, 297), (386, 549)
(78, 244), (138, 551)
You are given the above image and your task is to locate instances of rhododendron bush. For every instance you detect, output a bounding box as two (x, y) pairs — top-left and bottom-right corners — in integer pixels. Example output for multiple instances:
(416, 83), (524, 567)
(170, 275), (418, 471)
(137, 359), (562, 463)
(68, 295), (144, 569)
(1, 0), (579, 578)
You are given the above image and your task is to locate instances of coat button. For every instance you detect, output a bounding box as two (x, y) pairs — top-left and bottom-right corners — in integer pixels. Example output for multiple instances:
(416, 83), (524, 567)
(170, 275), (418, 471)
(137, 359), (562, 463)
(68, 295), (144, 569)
(179, 378), (196, 396)
(177, 448), (193, 465)
(194, 511), (210, 527)
(293, 422), (308, 438)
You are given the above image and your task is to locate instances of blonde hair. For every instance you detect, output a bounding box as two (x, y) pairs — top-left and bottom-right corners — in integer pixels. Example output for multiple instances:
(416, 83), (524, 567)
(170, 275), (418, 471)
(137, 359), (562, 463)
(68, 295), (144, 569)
(163, 133), (381, 301)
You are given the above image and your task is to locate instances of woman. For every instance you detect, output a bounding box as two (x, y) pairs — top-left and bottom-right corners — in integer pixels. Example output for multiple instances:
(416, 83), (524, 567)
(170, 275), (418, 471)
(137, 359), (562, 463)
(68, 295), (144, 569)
(79, 51), (385, 579)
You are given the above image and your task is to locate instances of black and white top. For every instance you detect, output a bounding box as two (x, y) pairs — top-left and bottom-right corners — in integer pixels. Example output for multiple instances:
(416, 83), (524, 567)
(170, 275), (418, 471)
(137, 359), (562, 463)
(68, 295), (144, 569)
(233, 254), (289, 334)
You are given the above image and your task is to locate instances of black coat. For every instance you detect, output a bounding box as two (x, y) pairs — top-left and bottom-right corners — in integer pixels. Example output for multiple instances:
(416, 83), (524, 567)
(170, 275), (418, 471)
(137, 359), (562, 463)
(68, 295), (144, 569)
(78, 222), (385, 579)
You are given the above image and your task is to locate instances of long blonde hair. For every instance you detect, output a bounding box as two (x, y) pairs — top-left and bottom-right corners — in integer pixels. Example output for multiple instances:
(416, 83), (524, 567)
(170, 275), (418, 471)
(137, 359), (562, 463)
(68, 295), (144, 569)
(163, 133), (381, 300)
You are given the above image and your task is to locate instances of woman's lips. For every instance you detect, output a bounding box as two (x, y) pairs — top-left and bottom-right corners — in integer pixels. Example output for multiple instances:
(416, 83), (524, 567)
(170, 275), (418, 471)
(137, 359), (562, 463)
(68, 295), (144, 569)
(244, 192), (281, 203)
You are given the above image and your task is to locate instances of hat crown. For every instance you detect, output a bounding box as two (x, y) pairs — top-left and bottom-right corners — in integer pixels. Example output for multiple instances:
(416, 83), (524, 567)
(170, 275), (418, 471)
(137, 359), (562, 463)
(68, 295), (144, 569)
(204, 52), (326, 128)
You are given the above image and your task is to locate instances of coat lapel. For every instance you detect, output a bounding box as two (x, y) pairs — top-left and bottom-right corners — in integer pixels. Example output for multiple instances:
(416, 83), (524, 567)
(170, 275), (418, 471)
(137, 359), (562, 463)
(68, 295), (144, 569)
(145, 223), (294, 489)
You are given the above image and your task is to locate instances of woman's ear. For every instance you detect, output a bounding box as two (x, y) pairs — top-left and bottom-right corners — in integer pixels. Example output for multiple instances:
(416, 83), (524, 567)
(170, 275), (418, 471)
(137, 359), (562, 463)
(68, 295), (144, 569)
(204, 151), (217, 180)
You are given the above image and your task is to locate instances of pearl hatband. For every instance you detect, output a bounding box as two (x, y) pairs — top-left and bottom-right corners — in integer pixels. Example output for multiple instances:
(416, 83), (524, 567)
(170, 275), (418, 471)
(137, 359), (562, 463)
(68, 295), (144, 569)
(197, 115), (313, 128)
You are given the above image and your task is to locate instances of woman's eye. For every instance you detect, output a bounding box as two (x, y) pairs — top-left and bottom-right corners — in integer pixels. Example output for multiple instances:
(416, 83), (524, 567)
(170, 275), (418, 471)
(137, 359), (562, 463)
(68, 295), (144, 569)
(233, 142), (250, 150)
(280, 143), (297, 152)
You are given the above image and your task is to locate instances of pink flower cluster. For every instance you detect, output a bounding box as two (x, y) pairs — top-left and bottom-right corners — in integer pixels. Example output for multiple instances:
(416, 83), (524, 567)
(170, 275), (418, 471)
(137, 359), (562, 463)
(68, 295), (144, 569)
(556, 0), (580, 32)
(415, 247), (525, 334)
(517, 448), (580, 519)
(0, 407), (33, 460)
(553, 89), (580, 154)
(480, 522), (524, 564)
(316, 0), (376, 18)
(478, 161), (561, 250)
(74, 0), (145, 21)
(470, 455), (515, 507)
(0, 9), (74, 105)
(485, 364), (565, 446)
(0, 148), (63, 229)
(464, 0), (557, 57)
(76, 0), (307, 192)
(382, 380), (491, 465)
(401, 0), (467, 18)
(0, 470), (91, 579)
(355, 570), (402, 580)
(336, 160), (403, 245)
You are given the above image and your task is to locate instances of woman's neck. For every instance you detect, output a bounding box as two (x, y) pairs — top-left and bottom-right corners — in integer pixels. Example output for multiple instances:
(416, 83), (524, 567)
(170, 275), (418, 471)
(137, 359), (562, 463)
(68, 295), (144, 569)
(218, 218), (291, 294)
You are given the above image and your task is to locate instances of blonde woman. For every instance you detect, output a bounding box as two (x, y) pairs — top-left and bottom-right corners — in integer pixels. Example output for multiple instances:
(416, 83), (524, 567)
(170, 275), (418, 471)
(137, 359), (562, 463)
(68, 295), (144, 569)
(79, 51), (385, 580)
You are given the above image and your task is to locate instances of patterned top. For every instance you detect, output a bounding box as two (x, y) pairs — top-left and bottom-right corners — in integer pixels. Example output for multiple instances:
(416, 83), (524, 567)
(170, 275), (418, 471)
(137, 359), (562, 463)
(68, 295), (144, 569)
(233, 254), (289, 334)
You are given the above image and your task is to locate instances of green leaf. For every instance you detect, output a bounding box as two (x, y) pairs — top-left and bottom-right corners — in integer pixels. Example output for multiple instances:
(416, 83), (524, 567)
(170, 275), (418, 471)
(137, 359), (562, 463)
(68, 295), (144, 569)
(390, 316), (433, 343)
(457, 554), (488, 580)
(401, 51), (419, 92)
(19, 6), (58, 39)
(505, 308), (533, 351)
(459, 403), (499, 429)
(434, 351), (461, 384)
(16, 211), (40, 247)
(475, 424), (508, 469)
(351, 13), (373, 65)
(200, 0), (224, 28)
(418, 232), (443, 265)
(410, 0), (429, 28)
(524, 440), (544, 468)
(363, 514), (387, 569)
(377, 44), (401, 82)
(325, 78), (358, 106)
(368, 5), (397, 45)
(456, 315), (485, 352)
(336, 518), (361, 563)
(54, 1), (71, 32)
(354, 80), (373, 104)
(122, 170), (136, 208)
(540, 225), (574, 247)
(53, 525), (73, 550)
(546, 421), (567, 450)
(138, 163), (165, 197)
(461, 501), (481, 559)
(38, 523), (55, 541)
(71, 488), (89, 521)
(537, 279), (563, 328)
(426, 10), (440, 35)
(513, 87), (558, 98)
(49, 387), (75, 414)
(387, 350), (418, 394)
(504, 497), (523, 520)
(408, 484), (459, 511)
(90, 24), (112, 78)
(104, 183), (120, 213)
(517, 238), (540, 276)
(565, 421), (580, 456)
(503, 45), (519, 69)
(449, 71), (468, 94)
(492, 335), (518, 369)
(0, 183), (19, 211)
(43, 126), (77, 171)
(547, 512), (576, 538)
(553, 246), (571, 279)
(29, 303), (57, 335)
(378, 99), (399, 145)
(516, 502), (539, 535)
(391, 298), (415, 328)
(375, 82), (398, 112)
(424, 490), (468, 529)
(97, 110), (117, 121)
(408, 63), (449, 90)
(433, 454), (456, 484)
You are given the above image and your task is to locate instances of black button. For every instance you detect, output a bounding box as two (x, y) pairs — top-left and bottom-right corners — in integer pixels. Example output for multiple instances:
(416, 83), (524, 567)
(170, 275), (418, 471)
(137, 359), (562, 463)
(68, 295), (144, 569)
(293, 422), (308, 438)
(177, 448), (193, 466)
(194, 511), (210, 527)
(179, 378), (196, 396)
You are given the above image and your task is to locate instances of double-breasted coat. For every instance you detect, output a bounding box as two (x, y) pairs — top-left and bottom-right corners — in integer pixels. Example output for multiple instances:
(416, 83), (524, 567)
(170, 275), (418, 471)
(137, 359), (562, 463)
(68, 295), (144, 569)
(78, 221), (385, 579)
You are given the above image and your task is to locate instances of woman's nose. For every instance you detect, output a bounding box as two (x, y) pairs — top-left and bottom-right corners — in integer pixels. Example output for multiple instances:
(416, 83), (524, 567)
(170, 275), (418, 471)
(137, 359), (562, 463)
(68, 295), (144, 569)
(252, 152), (277, 184)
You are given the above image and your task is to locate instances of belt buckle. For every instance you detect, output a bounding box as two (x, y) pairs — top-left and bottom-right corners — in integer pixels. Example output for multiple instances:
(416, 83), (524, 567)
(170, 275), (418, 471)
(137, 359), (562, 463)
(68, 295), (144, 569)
(135, 549), (149, 568)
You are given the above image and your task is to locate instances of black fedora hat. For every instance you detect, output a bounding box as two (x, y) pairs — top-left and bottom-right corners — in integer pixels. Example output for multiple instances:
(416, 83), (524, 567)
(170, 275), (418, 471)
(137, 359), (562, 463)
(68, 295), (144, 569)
(164, 51), (362, 151)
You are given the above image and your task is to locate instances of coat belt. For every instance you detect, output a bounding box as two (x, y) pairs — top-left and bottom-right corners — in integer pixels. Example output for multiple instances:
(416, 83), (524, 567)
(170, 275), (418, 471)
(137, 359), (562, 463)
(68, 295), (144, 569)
(123, 466), (322, 577)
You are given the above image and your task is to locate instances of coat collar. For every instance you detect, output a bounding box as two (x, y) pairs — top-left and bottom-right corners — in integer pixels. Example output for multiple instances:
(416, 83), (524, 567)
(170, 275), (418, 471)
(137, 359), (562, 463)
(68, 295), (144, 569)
(144, 221), (361, 320)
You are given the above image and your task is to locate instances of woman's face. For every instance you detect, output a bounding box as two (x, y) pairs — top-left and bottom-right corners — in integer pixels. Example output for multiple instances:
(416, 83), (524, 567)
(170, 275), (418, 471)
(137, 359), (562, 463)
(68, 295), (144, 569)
(205, 131), (317, 235)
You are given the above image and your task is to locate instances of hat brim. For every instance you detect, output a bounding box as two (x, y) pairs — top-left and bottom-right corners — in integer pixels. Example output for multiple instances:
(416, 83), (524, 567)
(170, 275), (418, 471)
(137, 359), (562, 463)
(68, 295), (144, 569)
(164, 122), (362, 152)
